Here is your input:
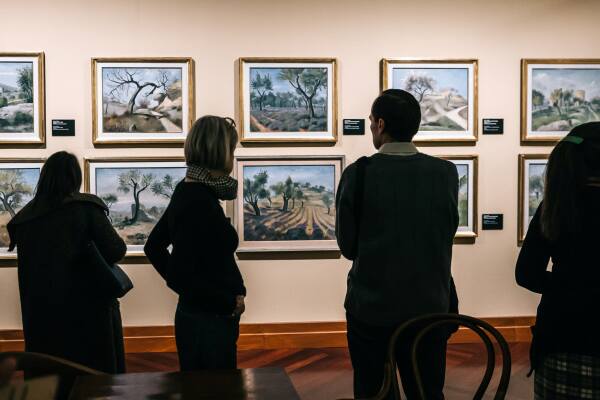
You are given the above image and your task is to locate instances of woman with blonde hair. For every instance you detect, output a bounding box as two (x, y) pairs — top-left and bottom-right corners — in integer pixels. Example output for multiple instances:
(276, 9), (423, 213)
(145, 116), (246, 371)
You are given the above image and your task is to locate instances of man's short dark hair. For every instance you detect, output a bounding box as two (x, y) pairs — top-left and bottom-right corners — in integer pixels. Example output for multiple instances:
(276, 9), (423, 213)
(371, 89), (421, 142)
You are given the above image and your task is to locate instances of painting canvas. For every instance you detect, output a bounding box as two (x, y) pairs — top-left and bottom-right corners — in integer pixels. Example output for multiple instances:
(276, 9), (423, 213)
(235, 156), (343, 251)
(382, 60), (478, 143)
(240, 58), (337, 142)
(0, 161), (43, 257)
(519, 155), (548, 243)
(86, 159), (186, 256)
(442, 156), (477, 238)
(0, 54), (45, 144)
(522, 60), (600, 141)
(92, 58), (194, 145)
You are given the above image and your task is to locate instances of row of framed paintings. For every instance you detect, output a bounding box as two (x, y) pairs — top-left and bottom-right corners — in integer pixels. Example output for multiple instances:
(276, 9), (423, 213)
(2, 53), (599, 145)
(0, 155), (483, 262)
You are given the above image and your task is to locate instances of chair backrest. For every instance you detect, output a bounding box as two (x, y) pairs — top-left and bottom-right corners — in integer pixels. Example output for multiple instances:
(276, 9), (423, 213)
(367, 313), (511, 400)
(0, 352), (105, 400)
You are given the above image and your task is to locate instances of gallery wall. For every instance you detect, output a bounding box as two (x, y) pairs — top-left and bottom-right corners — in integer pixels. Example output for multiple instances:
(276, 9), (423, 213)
(1, 0), (599, 329)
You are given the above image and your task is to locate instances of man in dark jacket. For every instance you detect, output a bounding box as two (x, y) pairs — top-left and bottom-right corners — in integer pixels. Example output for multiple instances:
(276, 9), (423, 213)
(336, 89), (459, 399)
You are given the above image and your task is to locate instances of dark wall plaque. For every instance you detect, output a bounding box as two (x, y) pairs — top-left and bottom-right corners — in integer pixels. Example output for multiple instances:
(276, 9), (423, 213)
(482, 214), (503, 230)
(343, 119), (365, 135)
(52, 120), (75, 136)
(482, 118), (503, 135)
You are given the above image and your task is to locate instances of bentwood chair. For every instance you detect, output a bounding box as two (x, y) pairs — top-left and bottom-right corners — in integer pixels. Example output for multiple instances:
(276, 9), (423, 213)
(0, 352), (104, 400)
(360, 313), (511, 400)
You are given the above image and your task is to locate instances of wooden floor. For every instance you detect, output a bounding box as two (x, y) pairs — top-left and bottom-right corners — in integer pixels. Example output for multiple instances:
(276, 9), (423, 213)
(126, 343), (533, 399)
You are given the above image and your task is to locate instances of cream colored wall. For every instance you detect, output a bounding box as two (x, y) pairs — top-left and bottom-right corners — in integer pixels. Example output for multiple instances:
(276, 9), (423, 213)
(1, 0), (598, 329)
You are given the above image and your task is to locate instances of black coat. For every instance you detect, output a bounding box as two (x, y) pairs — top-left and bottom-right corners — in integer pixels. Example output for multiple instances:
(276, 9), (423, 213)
(7, 193), (127, 373)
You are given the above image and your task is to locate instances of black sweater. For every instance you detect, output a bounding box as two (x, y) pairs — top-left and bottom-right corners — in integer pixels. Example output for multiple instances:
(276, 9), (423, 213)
(144, 181), (246, 315)
(516, 187), (600, 365)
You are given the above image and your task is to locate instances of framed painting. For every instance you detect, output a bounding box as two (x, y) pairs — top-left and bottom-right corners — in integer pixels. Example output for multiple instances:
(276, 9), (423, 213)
(439, 156), (478, 238)
(0, 53), (45, 145)
(84, 157), (186, 260)
(92, 58), (195, 146)
(521, 59), (600, 143)
(0, 159), (44, 260)
(234, 155), (344, 252)
(381, 59), (478, 144)
(238, 58), (338, 143)
(518, 154), (548, 244)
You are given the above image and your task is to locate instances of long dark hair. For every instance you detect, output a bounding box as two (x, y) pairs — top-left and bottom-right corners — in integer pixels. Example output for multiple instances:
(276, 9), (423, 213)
(541, 122), (600, 241)
(34, 151), (82, 205)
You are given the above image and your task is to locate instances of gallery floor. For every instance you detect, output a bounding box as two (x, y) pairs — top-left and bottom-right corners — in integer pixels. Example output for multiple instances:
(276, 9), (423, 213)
(125, 343), (532, 399)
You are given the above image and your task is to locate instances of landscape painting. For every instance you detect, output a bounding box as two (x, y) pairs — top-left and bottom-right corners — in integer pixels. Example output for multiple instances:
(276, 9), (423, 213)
(240, 59), (337, 142)
(93, 58), (194, 145)
(523, 60), (600, 141)
(86, 159), (186, 256)
(443, 156), (477, 238)
(0, 54), (44, 144)
(383, 59), (478, 143)
(235, 156), (343, 251)
(519, 155), (548, 242)
(0, 161), (43, 256)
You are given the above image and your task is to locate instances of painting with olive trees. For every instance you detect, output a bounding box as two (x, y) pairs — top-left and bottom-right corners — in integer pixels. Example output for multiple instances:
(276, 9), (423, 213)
(92, 58), (194, 145)
(86, 159), (185, 255)
(519, 155), (548, 242)
(522, 60), (600, 141)
(382, 59), (478, 143)
(0, 54), (45, 144)
(235, 156), (343, 251)
(240, 59), (337, 142)
(0, 161), (43, 255)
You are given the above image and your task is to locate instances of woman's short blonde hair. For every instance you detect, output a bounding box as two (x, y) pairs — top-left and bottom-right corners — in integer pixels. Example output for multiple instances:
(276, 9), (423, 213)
(184, 116), (238, 172)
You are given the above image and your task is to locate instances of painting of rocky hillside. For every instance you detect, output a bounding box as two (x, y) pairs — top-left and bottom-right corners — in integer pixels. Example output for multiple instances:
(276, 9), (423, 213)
(0, 62), (35, 134)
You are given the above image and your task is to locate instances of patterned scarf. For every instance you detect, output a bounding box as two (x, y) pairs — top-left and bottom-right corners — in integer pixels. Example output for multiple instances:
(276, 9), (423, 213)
(186, 164), (238, 200)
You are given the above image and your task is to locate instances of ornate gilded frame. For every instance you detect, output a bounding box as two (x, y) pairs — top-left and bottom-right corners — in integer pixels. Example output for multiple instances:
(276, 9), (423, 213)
(91, 57), (195, 147)
(238, 57), (338, 144)
(381, 58), (479, 144)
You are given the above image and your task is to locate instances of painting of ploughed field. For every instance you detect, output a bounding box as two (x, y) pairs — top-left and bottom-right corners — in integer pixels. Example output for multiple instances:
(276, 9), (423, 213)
(393, 68), (469, 131)
(249, 67), (328, 133)
(243, 165), (335, 241)
(93, 166), (185, 248)
(0, 166), (41, 249)
(102, 67), (183, 134)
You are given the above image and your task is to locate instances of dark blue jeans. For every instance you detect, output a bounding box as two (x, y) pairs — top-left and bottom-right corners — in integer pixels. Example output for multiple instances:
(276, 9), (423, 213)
(175, 301), (240, 371)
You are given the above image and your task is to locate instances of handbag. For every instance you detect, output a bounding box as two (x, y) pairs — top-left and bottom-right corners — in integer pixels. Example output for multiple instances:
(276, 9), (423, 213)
(84, 241), (133, 299)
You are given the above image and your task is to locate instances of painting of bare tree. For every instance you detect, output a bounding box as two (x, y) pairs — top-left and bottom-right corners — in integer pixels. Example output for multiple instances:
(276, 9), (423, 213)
(240, 59), (337, 143)
(86, 158), (185, 256)
(0, 161), (43, 254)
(522, 59), (600, 141)
(235, 156), (343, 252)
(92, 58), (194, 145)
(0, 54), (45, 144)
(382, 59), (478, 143)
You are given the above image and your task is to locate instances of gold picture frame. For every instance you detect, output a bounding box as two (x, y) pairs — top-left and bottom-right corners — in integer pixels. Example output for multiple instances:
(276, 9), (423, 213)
(84, 157), (186, 262)
(438, 155), (479, 239)
(518, 154), (549, 244)
(0, 158), (45, 266)
(91, 57), (195, 147)
(381, 59), (479, 144)
(521, 59), (600, 144)
(0, 53), (45, 146)
(238, 57), (338, 144)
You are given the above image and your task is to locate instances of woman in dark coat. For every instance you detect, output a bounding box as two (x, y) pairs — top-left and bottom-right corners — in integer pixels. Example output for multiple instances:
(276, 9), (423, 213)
(145, 116), (246, 371)
(516, 122), (600, 398)
(7, 151), (127, 373)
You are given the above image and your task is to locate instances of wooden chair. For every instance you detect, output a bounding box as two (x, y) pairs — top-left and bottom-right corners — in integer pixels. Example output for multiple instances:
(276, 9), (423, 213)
(0, 352), (105, 400)
(362, 313), (511, 400)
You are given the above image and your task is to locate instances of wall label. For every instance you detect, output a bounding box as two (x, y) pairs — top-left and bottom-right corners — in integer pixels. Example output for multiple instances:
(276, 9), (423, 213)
(482, 118), (504, 134)
(343, 119), (365, 135)
(482, 214), (503, 230)
(52, 119), (75, 136)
